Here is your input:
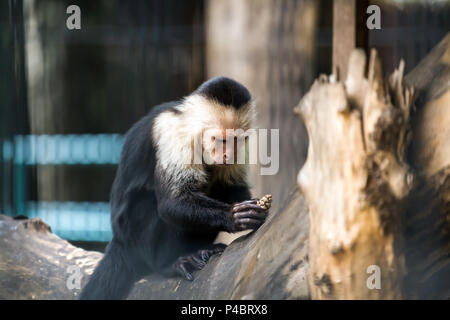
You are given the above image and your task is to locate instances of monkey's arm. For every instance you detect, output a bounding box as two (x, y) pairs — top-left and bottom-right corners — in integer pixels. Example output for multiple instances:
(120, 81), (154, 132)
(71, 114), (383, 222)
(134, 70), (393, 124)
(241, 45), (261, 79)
(212, 184), (252, 204)
(156, 190), (266, 233)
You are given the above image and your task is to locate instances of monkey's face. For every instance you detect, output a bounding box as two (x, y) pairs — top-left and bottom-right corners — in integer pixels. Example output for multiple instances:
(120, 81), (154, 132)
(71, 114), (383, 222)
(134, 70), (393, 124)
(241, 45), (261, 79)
(202, 128), (246, 166)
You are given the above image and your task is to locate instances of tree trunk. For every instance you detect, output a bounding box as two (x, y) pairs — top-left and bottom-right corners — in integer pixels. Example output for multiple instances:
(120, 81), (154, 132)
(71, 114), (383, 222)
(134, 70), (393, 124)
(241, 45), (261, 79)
(297, 33), (449, 299)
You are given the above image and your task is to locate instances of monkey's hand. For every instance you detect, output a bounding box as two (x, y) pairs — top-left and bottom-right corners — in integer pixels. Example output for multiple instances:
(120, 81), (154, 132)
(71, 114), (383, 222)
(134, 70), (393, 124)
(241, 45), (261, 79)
(229, 199), (268, 232)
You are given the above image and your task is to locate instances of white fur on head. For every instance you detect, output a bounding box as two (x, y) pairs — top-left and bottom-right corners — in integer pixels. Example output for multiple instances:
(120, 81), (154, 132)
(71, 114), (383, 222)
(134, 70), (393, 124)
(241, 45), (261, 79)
(152, 94), (255, 195)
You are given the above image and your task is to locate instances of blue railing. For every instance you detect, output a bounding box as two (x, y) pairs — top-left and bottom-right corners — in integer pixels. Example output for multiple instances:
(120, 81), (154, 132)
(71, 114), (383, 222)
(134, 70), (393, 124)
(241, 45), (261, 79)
(4, 134), (124, 165)
(26, 201), (112, 241)
(1, 134), (125, 241)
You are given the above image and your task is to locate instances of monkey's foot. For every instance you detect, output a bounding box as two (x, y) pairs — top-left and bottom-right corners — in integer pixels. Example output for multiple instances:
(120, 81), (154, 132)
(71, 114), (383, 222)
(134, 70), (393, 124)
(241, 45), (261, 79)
(172, 244), (227, 281)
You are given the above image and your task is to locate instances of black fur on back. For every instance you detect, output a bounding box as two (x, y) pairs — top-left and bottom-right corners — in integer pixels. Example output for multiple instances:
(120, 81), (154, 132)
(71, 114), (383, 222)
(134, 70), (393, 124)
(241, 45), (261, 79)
(195, 76), (251, 109)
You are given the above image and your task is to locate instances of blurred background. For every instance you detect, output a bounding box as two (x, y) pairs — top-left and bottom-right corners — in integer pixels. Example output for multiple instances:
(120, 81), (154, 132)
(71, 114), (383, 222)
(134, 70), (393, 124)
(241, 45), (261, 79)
(1, 0), (449, 251)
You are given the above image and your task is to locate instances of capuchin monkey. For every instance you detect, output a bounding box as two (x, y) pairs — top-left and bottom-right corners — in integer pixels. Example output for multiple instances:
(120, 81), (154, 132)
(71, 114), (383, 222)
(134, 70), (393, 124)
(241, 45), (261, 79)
(80, 77), (269, 300)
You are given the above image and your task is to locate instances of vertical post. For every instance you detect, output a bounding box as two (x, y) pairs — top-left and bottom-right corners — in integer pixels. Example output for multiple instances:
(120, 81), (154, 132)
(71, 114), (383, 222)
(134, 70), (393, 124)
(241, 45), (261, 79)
(332, 0), (368, 80)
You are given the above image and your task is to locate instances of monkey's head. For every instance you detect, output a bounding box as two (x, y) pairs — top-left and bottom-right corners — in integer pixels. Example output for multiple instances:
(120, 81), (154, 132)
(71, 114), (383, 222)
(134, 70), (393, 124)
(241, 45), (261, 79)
(153, 77), (255, 177)
(191, 77), (256, 166)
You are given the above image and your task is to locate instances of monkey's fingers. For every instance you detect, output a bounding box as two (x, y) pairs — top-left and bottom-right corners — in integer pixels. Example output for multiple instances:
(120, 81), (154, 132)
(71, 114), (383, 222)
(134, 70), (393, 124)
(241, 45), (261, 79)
(211, 243), (227, 254)
(173, 259), (194, 281)
(197, 249), (212, 262)
(187, 255), (206, 270)
(239, 199), (258, 205)
(234, 210), (267, 220)
(231, 200), (257, 212)
(232, 203), (266, 213)
(235, 217), (264, 230)
(196, 244), (226, 263)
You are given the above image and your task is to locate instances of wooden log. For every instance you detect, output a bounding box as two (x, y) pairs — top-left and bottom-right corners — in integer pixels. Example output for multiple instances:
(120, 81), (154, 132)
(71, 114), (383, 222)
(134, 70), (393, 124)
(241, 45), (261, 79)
(0, 190), (310, 300)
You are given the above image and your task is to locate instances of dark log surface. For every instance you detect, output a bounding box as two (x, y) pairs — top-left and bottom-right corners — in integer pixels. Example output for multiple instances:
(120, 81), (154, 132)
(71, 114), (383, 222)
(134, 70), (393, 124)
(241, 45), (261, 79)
(0, 190), (310, 300)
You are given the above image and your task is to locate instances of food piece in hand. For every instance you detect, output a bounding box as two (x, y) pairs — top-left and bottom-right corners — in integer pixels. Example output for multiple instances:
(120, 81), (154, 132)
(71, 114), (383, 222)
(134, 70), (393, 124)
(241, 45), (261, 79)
(257, 194), (272, 210)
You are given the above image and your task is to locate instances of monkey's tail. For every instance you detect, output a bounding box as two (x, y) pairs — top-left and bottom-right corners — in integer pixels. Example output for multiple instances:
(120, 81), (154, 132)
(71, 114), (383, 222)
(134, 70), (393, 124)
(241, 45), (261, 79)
(80, 239), (137, 300)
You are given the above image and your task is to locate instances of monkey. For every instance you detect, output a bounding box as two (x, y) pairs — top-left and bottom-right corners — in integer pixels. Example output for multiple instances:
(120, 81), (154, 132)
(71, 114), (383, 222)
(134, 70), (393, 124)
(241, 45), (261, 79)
(80, 77), (269, 300)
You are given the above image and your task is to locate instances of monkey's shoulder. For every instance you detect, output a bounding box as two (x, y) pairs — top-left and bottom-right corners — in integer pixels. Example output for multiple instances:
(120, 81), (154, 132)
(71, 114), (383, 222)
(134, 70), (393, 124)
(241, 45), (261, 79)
(123, 101), (180, 142)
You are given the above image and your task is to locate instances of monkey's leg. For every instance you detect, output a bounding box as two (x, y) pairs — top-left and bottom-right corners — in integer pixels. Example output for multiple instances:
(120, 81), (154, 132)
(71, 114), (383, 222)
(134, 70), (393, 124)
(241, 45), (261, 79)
(172, 243), (227, 281)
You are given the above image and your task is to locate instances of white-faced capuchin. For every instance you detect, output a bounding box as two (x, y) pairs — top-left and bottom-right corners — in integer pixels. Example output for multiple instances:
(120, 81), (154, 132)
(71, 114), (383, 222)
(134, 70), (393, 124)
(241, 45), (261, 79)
(80, 77), (269, 300)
